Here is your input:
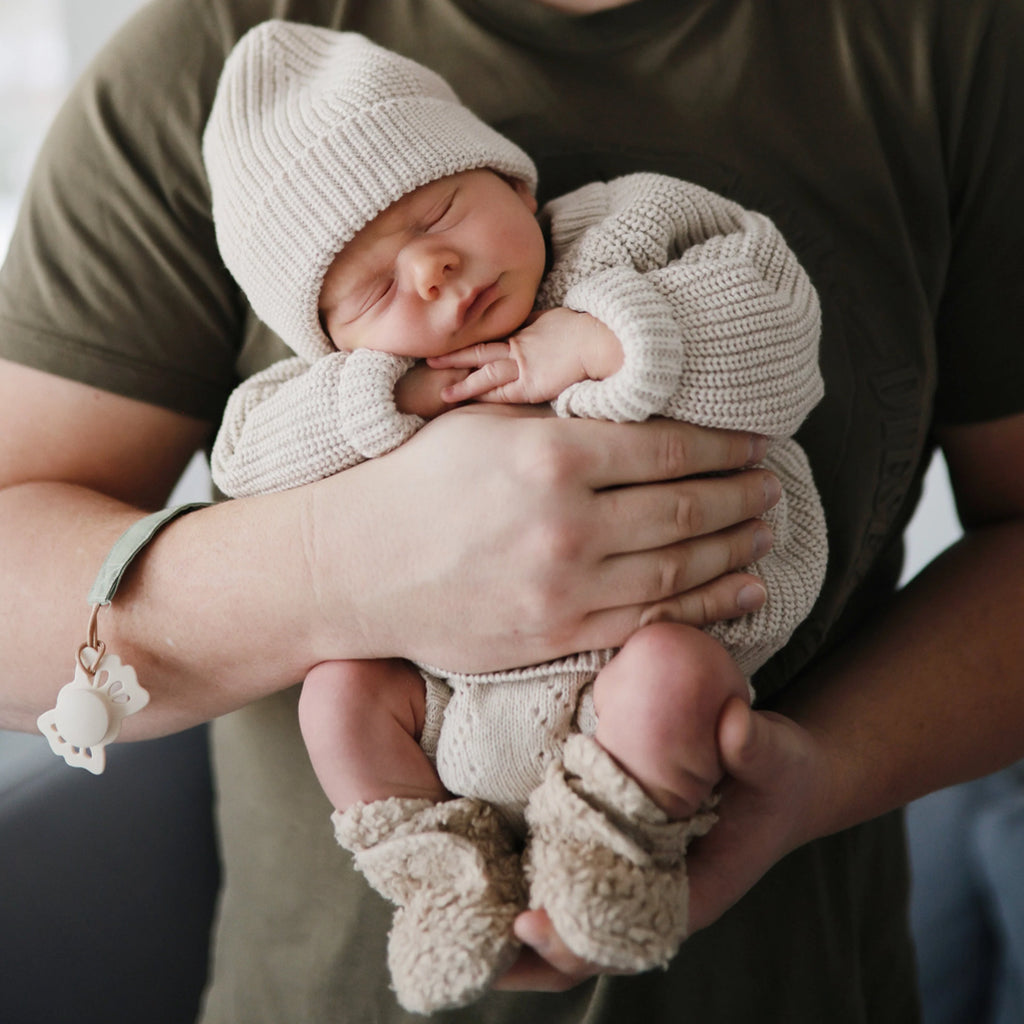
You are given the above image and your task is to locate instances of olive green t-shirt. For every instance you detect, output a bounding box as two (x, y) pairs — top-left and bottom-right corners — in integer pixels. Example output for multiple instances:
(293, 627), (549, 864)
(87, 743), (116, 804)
(2, 0), (1023, 1021)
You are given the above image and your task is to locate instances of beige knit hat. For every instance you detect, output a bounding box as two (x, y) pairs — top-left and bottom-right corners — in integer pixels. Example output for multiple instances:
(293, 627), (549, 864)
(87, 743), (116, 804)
(203, 21), (538, 362)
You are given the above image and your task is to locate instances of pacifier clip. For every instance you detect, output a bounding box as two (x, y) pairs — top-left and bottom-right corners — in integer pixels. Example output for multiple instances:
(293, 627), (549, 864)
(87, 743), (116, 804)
(37, 503), (210, 774)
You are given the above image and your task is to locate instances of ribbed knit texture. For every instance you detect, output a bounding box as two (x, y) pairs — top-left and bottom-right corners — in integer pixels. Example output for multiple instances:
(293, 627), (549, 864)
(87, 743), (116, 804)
(202, 21), (536, 365)
(542, 175), (823, 434)
(210, 350), (421, 495)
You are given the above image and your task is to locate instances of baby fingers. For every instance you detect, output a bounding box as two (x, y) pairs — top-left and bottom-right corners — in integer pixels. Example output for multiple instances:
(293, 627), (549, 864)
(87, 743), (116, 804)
(428, 340), (511, 369)
(441, 359), (523, 403)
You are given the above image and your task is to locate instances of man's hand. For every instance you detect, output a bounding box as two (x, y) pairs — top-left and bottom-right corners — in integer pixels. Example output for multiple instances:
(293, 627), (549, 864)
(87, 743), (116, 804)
(428, 308), (623, 405)
(496, 697), (833, 991)
(684, 698), (831, 932)
(307, 407), (779, 674)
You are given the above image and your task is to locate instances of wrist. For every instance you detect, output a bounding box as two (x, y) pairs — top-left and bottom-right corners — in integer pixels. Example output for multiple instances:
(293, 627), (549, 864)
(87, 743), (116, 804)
(109, 491), (333, 729)
(579, 314), (624, 380)
(777, 677), (894, 844)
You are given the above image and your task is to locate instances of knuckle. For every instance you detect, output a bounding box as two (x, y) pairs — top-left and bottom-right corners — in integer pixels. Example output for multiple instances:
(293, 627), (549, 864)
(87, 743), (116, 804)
(532, 517), (585, 565)
(517, 433), (577, 488)
(657, 551), (688, 599)
(525, 581), (572, 637)
(674, 491), (704, 537)
(657, 427), (694, 479)
(638, 599), (675, 629)
(695, 590), (718, 627)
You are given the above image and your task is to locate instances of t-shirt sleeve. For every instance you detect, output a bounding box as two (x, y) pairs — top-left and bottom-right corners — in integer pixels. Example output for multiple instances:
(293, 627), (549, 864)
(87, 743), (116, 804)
(932, 0), (1024, 427)
(0, 0), (246, 421)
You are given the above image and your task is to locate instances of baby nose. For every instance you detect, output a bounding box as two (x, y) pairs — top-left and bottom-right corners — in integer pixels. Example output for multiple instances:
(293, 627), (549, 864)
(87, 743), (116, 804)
(409, 244), (459, 301)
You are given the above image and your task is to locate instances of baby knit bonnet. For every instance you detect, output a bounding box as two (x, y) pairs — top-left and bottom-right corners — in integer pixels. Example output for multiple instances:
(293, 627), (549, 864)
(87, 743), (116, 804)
(203, 21), (538, 363)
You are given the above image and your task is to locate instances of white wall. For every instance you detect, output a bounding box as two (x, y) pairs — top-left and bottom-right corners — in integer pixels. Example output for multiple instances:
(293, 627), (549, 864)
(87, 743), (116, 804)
(902, 452), (962, 584)
(59, 0), (147, 78)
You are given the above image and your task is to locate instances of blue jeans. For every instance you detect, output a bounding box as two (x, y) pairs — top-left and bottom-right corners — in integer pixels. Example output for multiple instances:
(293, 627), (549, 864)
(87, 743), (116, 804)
(908, 763), (1024, 1024)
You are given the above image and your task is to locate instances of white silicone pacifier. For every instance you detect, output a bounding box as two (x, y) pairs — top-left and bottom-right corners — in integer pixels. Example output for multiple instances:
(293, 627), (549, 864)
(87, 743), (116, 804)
(37, 609), (150, 774)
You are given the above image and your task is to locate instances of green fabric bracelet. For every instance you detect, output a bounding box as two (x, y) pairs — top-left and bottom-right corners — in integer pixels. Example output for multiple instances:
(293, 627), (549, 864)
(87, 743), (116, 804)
(88, 502), (211, 606)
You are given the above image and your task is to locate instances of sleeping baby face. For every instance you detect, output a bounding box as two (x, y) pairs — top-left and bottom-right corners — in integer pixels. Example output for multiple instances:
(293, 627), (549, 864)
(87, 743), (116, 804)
(318, 169), (546, 358)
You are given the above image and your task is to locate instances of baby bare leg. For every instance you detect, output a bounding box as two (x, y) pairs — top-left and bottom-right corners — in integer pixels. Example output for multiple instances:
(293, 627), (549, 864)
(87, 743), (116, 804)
(298, 658), (447, 811)
(592, 622), (749, 819)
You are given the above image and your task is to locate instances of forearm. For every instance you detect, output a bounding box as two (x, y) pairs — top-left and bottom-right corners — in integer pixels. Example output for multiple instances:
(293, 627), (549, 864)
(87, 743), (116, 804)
(1, 379), (783, 742)
(0, 480), (336, 737)
(783, 517), (1024, 842)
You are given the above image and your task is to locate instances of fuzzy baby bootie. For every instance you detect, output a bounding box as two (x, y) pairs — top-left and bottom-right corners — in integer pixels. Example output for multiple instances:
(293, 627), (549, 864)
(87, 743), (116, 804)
(524, 733), (718, 973)
(332, 796), (525, 1014)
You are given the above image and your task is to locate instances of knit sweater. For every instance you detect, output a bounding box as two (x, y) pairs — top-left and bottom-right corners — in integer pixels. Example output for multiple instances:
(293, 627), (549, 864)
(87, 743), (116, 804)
(211, 172), (826, 677)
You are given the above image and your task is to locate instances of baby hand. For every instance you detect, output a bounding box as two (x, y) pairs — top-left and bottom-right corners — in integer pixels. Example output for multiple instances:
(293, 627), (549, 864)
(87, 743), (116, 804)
(428, 308), (624, 406)
(394, 361), (472, 419)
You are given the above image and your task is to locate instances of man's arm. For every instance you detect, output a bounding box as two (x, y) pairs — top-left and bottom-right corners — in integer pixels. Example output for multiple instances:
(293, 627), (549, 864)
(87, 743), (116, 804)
(0, 358), (781, 738)
(782, 412), (1024, 822)
(684, 411), (1024, 930)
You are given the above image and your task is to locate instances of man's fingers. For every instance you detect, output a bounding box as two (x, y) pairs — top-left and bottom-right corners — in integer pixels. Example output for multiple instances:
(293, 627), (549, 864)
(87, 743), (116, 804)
(573, 568), (767, 652)
(597, 468), (780, 554)
(594, 515), (773, 609)
(580, 419), (768, 489)
(637, 568), (769, 627)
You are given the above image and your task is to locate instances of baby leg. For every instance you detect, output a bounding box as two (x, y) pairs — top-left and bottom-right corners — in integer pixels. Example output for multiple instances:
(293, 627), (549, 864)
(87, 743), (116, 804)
(592, 621), (750, 819)
(301, 660), (525, 1012)
(298, 658), (447, 812)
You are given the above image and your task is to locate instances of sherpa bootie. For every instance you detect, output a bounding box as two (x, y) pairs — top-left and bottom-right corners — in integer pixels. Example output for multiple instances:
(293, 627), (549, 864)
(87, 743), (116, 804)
(524, 733), (717, 973)
(332, 796), (525, 1014)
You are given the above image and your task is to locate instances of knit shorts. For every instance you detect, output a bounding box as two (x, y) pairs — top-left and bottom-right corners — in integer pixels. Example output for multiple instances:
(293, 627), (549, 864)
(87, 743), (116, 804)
(416, 649), (614, 827)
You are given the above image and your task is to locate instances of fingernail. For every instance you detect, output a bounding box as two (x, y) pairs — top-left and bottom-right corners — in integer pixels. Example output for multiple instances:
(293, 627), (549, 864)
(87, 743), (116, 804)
(753, 525), (773, 559)
(737, 582), (766, 611)
(763, 474), (781, 509)
(748, 435), (769, 465)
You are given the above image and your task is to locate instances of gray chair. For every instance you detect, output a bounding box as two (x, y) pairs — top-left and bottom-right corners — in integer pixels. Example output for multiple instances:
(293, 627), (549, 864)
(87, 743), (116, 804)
(0, 726), (219, 1024)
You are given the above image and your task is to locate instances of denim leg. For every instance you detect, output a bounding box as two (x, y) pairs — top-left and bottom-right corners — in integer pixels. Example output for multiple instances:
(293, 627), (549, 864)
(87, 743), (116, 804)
(972, 772), (1024, 1024)
(907, 781), (995, 1024)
